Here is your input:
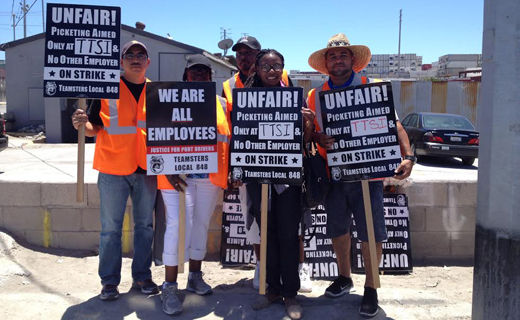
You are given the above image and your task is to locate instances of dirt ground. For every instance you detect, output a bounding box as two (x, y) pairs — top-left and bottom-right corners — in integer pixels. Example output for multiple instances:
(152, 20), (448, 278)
(0, 231), (473, 320)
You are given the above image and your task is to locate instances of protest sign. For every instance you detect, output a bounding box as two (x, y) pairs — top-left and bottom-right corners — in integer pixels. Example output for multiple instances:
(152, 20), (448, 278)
(220, 188), (257, 266)
(351, 193), (413, 273)
(44, 3), (121, 98)
(302, 205), (338, 280)
(230, 87), (304, 185)
(145, 81), (217, 175)
(319, 82), (402, 181)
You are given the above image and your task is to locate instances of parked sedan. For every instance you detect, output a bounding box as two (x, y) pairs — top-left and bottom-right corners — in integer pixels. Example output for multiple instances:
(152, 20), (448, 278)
(401, 112), (479, 165)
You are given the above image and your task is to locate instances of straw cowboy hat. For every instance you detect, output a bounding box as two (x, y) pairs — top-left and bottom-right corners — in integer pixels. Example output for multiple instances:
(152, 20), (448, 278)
(308, 33), (371, 74)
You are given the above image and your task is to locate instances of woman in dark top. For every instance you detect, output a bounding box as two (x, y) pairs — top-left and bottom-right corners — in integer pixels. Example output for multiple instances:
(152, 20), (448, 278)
(245, 49), (314, 320)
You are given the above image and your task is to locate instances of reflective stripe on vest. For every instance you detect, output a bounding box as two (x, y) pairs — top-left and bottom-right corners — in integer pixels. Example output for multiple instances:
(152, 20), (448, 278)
(105, 99), (138, 135)
(217, 96), (227, 115)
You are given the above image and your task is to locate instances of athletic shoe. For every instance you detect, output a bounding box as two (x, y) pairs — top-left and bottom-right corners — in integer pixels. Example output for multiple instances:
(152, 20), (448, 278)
(186, 271), (213, 295)
(359, 287), (379, 317)
(99, 284), (119, 301)
(132, 279), (159, 294)
(253, 263), (260, 289)
(161, 282), (183, 315)
(298, 263), (313, 293)
(324, 275), (353, 298)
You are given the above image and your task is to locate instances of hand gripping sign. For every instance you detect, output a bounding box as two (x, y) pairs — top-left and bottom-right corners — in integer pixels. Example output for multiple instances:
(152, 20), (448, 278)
(319, 81), (402, 288)
(230, 87), (303, 294)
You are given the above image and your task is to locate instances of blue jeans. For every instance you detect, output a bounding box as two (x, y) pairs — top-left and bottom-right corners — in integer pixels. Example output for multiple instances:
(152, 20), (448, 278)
(97, 172), (157, 286)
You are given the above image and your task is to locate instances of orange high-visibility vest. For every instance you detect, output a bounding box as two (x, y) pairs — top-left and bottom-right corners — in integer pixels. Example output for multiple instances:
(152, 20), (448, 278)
(157, 95), (230, 190)
(222, 70), (290, 129)
(93, 78), (150, 175)
(307, 75), (368, 162)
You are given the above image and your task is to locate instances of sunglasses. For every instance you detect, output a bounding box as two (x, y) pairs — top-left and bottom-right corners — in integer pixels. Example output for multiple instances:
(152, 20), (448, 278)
(259, 63), (283, 72)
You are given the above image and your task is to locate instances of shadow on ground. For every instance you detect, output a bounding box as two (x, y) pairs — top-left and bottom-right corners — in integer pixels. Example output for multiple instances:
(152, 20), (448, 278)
(60, 279), (395, 320)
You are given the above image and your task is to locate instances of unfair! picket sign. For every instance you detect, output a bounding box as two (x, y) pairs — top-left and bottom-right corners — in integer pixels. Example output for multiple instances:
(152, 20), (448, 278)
(319, 82), (401, 181)
(44, 3), (121, 99)
(230, 87), (304, 185)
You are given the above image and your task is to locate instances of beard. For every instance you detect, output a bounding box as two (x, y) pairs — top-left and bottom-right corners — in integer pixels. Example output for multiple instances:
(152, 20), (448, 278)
(329, 65), (351, 77)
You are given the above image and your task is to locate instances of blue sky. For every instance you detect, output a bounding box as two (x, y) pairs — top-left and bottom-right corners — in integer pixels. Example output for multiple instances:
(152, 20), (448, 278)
(1, 0), (484, 70)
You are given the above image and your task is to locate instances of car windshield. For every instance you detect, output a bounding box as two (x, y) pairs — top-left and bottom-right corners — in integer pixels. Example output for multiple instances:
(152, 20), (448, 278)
(422, 114), (475, 130)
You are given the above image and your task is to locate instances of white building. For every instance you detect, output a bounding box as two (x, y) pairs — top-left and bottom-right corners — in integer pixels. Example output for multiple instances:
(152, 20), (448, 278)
(362, 53), (423, 78)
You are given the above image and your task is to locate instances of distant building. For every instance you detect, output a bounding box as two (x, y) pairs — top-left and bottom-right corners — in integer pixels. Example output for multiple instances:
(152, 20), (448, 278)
(0, 23), (236, 142)
(362, 53), (423, 78)
(436, 54), (482, 78)
(287, 70), (328, 97)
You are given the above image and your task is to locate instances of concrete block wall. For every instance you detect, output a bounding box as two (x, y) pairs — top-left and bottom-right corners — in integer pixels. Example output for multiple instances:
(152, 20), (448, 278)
(0, 181), (476, 264)
(407, 182), (476, 263)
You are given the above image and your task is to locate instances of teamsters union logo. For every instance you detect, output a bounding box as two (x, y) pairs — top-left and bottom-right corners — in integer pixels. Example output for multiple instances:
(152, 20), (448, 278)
(232, 167), (243, 180)
(331, 167), (342, 181)
(150, 156), (164, 174)
(397, 194), (406, 206)
(45, 81), (57, 96)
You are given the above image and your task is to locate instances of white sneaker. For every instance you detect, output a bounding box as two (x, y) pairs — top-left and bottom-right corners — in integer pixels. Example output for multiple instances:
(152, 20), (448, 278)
(253, 263), (260, 289)
(298, 263), (313, 293)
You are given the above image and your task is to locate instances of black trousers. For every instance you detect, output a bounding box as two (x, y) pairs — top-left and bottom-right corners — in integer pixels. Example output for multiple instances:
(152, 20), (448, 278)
(246, 183), (302, 297)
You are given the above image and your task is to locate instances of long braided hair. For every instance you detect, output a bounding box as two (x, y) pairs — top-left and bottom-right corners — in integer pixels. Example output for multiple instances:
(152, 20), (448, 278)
(244, 49), (285, 88)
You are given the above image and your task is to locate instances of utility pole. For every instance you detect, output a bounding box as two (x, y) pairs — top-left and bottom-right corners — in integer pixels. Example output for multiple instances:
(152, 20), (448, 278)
(42, 0), (44, 32)
(23, 0), (27, 38)
(12, 14), (16, 40)
(398, 9), (402, 56)
(397, 9), (402, 74)
(472, 0), (520, 318)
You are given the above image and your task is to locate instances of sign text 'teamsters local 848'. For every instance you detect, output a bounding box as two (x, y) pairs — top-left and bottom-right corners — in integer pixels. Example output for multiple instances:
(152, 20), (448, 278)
(318, 82), (402, 181)
(44, 3), (121, 98)
(230, 87), (304, 185)
(145, 82), (217, 175)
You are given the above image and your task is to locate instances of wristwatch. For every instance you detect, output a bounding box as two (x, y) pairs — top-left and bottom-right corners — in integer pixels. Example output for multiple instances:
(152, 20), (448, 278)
(404, 155), (417, 163)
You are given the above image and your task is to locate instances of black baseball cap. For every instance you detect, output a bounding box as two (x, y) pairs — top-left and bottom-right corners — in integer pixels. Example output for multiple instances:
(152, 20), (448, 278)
(185, 54), (212, 69)
(232, 36), (261, 51)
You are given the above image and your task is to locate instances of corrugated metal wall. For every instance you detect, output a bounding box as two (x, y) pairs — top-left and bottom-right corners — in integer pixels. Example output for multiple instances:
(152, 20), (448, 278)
(390, 80), (480, 129)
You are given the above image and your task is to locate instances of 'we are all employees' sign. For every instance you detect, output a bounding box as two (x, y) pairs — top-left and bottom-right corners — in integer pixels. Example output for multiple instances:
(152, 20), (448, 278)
(146, 82), (217, 175)
(230, 87), (304, 185)
(319, 82), (402, 181)
(44, 3), (121, 98)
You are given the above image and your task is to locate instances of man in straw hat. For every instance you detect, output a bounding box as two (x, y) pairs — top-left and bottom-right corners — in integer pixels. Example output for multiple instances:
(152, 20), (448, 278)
(306, 33), (415, 317)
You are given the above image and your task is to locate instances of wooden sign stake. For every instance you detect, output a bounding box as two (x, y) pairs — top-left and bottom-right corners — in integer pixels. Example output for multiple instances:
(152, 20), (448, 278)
(76, 98), (87, 202)
(178, 175), (187, 273)
(259, 183), (268, 294)
(361, 179), (381, 288)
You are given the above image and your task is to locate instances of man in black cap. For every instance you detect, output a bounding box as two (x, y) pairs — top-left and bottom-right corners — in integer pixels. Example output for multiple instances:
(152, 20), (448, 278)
(71, 40), (159, 301)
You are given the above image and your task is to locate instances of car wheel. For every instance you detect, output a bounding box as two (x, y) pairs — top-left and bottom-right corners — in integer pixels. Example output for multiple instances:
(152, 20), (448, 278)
(462, 157), (475, 166)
